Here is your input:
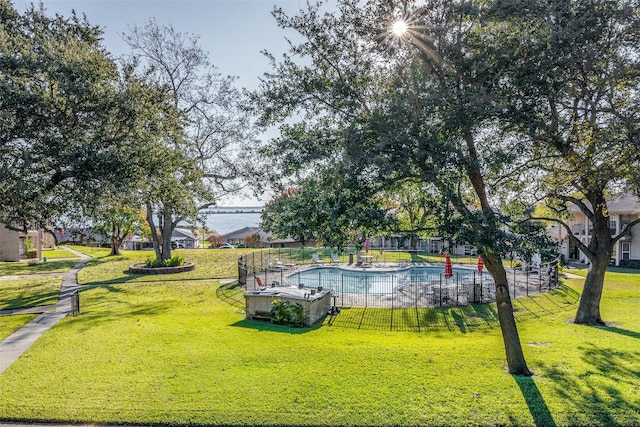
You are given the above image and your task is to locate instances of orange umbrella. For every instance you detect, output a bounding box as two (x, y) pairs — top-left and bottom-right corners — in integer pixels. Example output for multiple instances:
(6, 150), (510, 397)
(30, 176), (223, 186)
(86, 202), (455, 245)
(444, 253), (453, 279)
(477, 255), (484, 272)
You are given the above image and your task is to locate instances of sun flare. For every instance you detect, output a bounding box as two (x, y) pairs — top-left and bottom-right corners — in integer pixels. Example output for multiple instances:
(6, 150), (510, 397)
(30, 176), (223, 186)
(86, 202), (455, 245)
(391, 20), (408, 37)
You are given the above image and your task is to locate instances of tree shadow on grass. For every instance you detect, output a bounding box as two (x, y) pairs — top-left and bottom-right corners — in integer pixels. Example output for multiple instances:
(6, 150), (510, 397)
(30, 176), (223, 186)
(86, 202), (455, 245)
(63, 285), (178, 332)
(215, 281), (245, 308)
(216, 282), (579, 333)
(0, 289), (60, 311)
(513, 375), (557, 427)
(592, 325), (640, 340)
(230, 318), (324, 334)
(537, 343), (640, 426)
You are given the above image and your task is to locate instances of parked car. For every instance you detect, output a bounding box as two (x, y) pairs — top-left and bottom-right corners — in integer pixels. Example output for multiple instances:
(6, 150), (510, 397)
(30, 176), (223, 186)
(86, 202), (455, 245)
(171, 241), (185, 249)
(218, 243), (236, 249)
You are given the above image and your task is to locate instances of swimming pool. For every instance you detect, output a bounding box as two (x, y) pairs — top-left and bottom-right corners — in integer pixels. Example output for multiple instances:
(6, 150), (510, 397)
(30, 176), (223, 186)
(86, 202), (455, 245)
(286, 266), (492, 295)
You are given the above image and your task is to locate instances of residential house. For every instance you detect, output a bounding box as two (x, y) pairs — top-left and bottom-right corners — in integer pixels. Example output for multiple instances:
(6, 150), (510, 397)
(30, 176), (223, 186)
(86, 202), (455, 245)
(172, 227), (200, 249)
(223, 227), (264, 247)
(550, 194), (640, 266)
(121, 235), (152, 251)
(221, 227), (310, 248)
(0, 223), (42, 262)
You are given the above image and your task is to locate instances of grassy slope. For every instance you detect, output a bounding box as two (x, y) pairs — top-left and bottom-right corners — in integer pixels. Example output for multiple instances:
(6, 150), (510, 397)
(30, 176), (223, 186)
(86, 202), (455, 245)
(0, 249), (638, 426)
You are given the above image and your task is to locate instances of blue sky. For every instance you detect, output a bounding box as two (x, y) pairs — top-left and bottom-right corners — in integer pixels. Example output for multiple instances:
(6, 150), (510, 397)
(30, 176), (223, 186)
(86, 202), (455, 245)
(15, 0), (306, 91)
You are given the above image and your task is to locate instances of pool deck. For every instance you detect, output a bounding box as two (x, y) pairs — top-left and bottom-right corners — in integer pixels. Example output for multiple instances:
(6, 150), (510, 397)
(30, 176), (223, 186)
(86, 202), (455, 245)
(250, 260), (558, 308)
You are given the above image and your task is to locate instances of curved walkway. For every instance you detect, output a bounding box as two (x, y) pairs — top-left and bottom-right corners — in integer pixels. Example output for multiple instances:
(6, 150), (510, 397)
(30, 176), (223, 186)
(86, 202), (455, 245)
(0, 247), (91, 374)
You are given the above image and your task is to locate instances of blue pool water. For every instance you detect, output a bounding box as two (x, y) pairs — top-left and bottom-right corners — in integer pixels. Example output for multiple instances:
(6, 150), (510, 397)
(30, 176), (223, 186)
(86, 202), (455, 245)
(286, 266), (492, 294)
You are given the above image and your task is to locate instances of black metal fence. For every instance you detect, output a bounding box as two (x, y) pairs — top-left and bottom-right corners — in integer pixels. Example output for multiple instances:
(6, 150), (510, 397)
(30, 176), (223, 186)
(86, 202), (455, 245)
(238, 250), (560, 309)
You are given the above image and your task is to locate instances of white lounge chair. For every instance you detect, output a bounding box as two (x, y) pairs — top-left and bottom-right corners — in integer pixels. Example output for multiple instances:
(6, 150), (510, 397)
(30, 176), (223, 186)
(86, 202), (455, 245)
(330, 253), (340, 263)
(266, 259), (283, 270)
(312, 253), (325, 264)
(275, 259), (291, 269)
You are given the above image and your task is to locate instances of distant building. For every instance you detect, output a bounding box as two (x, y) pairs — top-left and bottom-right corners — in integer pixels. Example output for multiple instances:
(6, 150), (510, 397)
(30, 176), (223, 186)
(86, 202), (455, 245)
(121, 227), (200, 250)
(172, 227), (200, 249)
(549, 194), (640, 266)
(121, 235), (152, 251)
(222, 227), (307, 248)
(223, 227), (264, 247)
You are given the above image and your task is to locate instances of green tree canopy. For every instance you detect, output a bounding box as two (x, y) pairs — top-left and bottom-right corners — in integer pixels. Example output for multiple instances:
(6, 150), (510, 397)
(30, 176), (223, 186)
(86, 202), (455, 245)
(0, 1), (150, 230)
(489, 0), (640, 325)
(261, 173), (392, 249)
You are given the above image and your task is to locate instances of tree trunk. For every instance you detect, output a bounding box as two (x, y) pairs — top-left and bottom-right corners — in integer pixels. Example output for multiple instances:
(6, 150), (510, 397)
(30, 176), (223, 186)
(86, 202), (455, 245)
(460, 128), (531, 376)
(484, 253), (532, 376)
(161, 228), (172, 260)
(410, 235), (419, 250)
(573, 192), (613, 326)
(110, 224), (121, 256)
(146, 207), (162, 261)
(160, 209), (173, 261)
(574, 252), (609, 325)
(110, 237), (120, 256)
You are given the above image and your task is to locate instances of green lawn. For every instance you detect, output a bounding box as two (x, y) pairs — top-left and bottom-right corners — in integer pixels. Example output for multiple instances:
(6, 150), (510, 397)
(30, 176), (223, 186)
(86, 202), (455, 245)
(0, 277), (61, 310)
(41, 246), (81, 259)
(0, 259), (79, 276)
(0, 314), (38, 341)
(75, 248), (249, 285)
(0, 248), (638, 426)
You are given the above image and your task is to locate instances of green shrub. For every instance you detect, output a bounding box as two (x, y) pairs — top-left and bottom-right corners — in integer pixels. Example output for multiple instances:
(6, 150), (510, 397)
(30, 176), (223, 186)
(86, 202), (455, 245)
(167, 255), (184, 267)
(144, 255), (185, 268)
(619, 259), (640, 269)
(270, 299), (305, 326)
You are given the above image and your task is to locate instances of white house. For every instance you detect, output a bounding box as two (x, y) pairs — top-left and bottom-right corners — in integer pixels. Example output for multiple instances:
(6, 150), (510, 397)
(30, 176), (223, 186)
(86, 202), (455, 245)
(550, 194), (640, 266)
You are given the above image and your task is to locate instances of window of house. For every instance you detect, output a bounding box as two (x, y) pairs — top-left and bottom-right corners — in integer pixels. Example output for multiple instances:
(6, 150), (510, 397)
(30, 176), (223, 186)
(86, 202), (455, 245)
(622, 242), (631, 260)
(608, 219), (617, 236)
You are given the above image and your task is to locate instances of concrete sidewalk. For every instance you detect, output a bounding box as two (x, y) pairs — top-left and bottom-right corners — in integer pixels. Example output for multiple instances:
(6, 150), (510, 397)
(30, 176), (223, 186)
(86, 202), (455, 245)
(0, 247), (91, 374)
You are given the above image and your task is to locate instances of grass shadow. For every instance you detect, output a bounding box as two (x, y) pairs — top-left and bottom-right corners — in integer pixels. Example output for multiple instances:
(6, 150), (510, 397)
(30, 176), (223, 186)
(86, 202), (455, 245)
(215, 281), (245, 308)
(592, 325), (640, 340)
(0, 290), (60, 311)
(538, 343), (640, 426)
(215, 281), (579, 333)
(230, 318), (324, 334)
(513, 375), (557, 427)
(64, 285), (181, 332)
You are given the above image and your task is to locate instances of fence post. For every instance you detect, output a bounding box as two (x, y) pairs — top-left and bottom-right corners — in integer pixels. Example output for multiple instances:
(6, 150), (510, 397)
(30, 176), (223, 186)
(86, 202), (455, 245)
(455, 272), (459, 305)
(71, 289), (79, 316)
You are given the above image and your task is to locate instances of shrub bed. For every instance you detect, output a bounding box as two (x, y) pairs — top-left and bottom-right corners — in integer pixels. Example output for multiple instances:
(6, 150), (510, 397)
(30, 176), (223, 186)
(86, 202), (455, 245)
(128, 262), (195, 275)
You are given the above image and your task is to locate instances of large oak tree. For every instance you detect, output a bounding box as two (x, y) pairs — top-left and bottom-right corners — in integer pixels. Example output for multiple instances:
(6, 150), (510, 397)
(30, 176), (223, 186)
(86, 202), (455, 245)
(254, 0), (538, 375)
(0, 1), (149, 230)
(491, 0), (640, 325)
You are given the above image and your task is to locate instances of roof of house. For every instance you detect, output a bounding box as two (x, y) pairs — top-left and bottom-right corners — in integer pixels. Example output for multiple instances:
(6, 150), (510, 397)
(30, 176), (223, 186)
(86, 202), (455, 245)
(223, 226), (263, 240)
(568, 194), (640, 215)
(257, 229), (298, 244)
(172, 228), (197, 240)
